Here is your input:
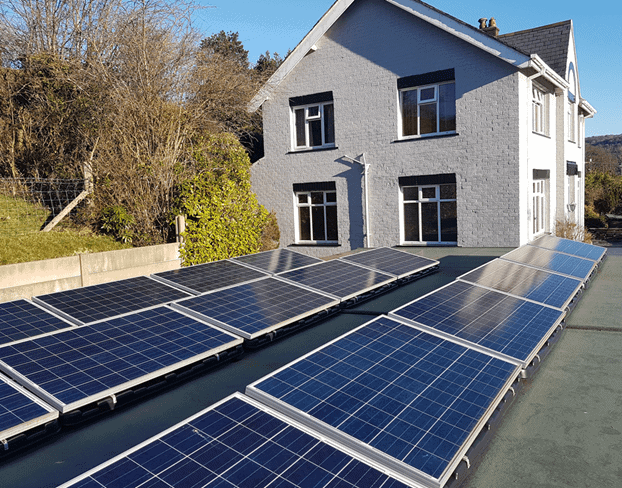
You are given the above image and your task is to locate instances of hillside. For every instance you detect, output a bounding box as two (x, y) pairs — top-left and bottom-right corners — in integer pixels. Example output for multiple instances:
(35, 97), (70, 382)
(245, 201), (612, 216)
(586, 134), (622, 174)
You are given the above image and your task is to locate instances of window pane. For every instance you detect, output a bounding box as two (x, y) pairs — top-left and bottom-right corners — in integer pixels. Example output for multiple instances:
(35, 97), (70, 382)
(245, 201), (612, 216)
(309, 120), (322, 147)
(325, 192), (337, 203)
(402, 90), (418, 136)
(440, 184), (456, 199)
(298, 193), (308, 204)
(311, 192), (324, 204)
(308, 106), (319, 117)
(420, 87), (435, 101)
(299, 207), (311, 241)
(421, 202), (439, 241)
(440, 201), (457, 242)
(295, 109), (306, 147)
(439, 83), (456, 132)
(403, 186), (418, 201)
(312, 206), (326, 241)
(404, 202), (419, 241)
(324, 104), (335, 144)
(421, 187), (436, 199)
(419, 103), (437, 135)
(326, 206), (338, 241)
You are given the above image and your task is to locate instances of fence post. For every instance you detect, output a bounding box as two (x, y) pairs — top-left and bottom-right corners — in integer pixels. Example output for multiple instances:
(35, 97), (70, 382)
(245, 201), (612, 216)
(175, 215), (186, 245)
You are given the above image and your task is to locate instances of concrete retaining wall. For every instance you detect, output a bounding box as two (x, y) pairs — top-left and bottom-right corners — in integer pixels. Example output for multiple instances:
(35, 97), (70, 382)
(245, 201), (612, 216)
(0, 243), (180, 303)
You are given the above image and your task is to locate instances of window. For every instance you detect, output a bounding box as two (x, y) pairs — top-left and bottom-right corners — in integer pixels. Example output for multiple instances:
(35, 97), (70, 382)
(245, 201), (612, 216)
(290, 92), (335, 150)
(398, 69), (456, 139)
(532, 86), (549, 135)
(294, 183), (338, 243)
(399, 174), (457, 244)
(533, 179), (546, 235)
(568, 102), (576, 143)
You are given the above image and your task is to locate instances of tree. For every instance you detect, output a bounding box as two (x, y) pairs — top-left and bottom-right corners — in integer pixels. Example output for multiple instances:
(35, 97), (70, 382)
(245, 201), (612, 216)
(586, 144), (619, 175)
(200, 31), (249, 69)
(253, 50), (286, 80)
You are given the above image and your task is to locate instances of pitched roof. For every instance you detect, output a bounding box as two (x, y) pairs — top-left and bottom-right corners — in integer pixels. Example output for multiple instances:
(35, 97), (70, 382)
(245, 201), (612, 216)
(498, 20), (572, 79)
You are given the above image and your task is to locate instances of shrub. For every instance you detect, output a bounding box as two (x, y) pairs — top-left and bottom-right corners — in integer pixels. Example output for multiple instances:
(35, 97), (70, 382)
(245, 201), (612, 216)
(555, 218), (593, 244)
(100, 205), (135, 243)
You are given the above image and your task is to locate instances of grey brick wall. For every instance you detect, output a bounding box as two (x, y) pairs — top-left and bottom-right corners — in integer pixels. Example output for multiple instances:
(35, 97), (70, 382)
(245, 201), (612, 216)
(251, 0), (522, 256)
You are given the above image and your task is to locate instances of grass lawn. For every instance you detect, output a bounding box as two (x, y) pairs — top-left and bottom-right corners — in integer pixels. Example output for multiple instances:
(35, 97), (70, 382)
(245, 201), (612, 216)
(0, 194), (132, 265)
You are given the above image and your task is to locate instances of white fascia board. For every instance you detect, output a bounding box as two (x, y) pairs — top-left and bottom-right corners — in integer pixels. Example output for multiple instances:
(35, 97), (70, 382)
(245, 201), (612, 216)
(528, 54), (569, 90)
(579, 98), (596, 118)
(385, 0), (530, 67)
(248, 0), (356, 112)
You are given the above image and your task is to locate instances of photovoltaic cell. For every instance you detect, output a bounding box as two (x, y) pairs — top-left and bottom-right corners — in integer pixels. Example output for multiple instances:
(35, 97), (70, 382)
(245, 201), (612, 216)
(0, 374), (58, 441)
(278, 260), (395, 301)
(172, 277), (339, 340)
(0, 299), (74, 346)
(232, 248), (323, 275)
(501, 245), (596, 281)
(152, 259), (268, 295)
(0, 306), (242, 413)
(390, 281), (564, 366)
(340, 247), (438, 279)
(247, 317), (518, 487)
(33, 276), (191, 325)
(459, 259), (582, 310)
(531, 235), (606, 262)
(58, 393), (411, 488)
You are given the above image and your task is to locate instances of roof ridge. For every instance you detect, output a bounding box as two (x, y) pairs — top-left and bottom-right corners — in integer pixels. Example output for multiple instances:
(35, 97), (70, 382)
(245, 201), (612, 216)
(499, 19), (572, 38)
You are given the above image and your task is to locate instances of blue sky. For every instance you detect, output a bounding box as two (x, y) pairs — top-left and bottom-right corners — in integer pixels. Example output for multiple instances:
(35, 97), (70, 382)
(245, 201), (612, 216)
(194, 0), (621, 137)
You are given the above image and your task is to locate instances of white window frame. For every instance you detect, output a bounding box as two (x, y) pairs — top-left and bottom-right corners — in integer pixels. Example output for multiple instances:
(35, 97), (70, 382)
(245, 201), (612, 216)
(398, 81), (456, 139)
(399, 184), (457, 244)
(568, 101), (576, 143)
(291, 101), (335, 151)
(532, 179), (547, 236)
(532, 86), (549, 136)
(294, 190), (338, 244)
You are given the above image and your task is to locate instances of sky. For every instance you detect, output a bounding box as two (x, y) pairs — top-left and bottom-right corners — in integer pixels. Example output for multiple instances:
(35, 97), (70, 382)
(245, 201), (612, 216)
(193, 0), (622, 137)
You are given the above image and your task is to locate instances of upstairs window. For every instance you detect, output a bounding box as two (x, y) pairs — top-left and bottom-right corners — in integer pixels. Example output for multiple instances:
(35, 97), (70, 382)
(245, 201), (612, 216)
(568, 102), (576, 143)
(532, 86), (549, 136)
(398, 69), (456, 138)
(290, 92), (335, 150)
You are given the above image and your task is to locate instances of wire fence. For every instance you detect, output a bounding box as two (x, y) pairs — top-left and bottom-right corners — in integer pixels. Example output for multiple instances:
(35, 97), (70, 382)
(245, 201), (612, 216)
(0, 178), (87, 235)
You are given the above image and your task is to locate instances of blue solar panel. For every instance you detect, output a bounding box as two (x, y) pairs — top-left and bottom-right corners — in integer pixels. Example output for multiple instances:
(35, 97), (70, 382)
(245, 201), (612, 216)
(0, 374), (58, 441)
(340, 247), (438, 279)
(0, 299), (75, 346)
(232, 248), (323, 274)
(531, 235), (606, 262)
(501, 246), (596, 281)
(59, 393), (411, 488)
(172, 277), (339, 340)
(152, 259), (268, 295)
(0, 307), (242, 413)
(390, 281), (565, 366)
(459, 259), (583, 309)
(247, 317), (519, 486)
(33, 276), (191, 325)
(278, 260), (395, 301)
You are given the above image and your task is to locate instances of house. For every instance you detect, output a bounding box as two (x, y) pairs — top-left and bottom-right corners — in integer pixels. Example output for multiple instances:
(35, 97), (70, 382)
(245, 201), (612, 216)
(249, 0), (595, 256)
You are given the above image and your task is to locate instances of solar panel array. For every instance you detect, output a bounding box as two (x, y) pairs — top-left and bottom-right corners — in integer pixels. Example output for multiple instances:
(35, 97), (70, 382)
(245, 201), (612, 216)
(33, 276), (191, 325)
(233, 248), (323, 275)
(340, 247), (439, 279)
(0, 306), (242, 413)
(458, 259), (583, 310)
(248, 316), (519, 487)
(172, 278), (340, 340)
(0, 300), (75, 346)
(278, 259), (395, 301)
(59, 393), (411, 488)
(531, 234), (606, 262)
(152, 259), (268, 295)
(501, 245), (597, 280)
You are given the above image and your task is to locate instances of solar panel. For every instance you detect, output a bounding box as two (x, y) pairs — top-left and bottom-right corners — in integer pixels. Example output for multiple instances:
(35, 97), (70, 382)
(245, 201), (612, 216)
(247, 316), (519, 488)
(389, 281), (565, 367)
(459, 259), (583, 310)
(32, 276), (191, 325)
(152, 259), (268, 295)
(0, 300), (75, 346)
(531, 235), (606, 262)
(232, 248), (323, 275)
(278, 260), (395, 301)
(0, 306), (242, 413)
(340, 247), (439, 279)
(59, 393), (411, 488)
(172, 277), (340, 340)
(501, 245), (597, 281)
(0, 374), (58, 442)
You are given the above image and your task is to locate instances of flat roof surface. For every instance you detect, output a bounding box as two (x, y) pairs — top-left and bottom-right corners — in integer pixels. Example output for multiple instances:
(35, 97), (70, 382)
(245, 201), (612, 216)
(2, 245), (620, 487)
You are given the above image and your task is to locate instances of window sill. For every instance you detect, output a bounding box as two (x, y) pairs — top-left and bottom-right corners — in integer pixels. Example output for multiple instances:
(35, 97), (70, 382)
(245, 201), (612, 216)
(289, 242), (341, 248)
(532, 131), (551, 139)
(397, 242), (457, 247)
(392, 133), (458, 144)
(287, 146), (338, 155)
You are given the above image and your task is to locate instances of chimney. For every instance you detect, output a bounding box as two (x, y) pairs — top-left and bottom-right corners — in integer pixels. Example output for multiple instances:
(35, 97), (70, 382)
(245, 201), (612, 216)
(478, 17), (499, 37)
